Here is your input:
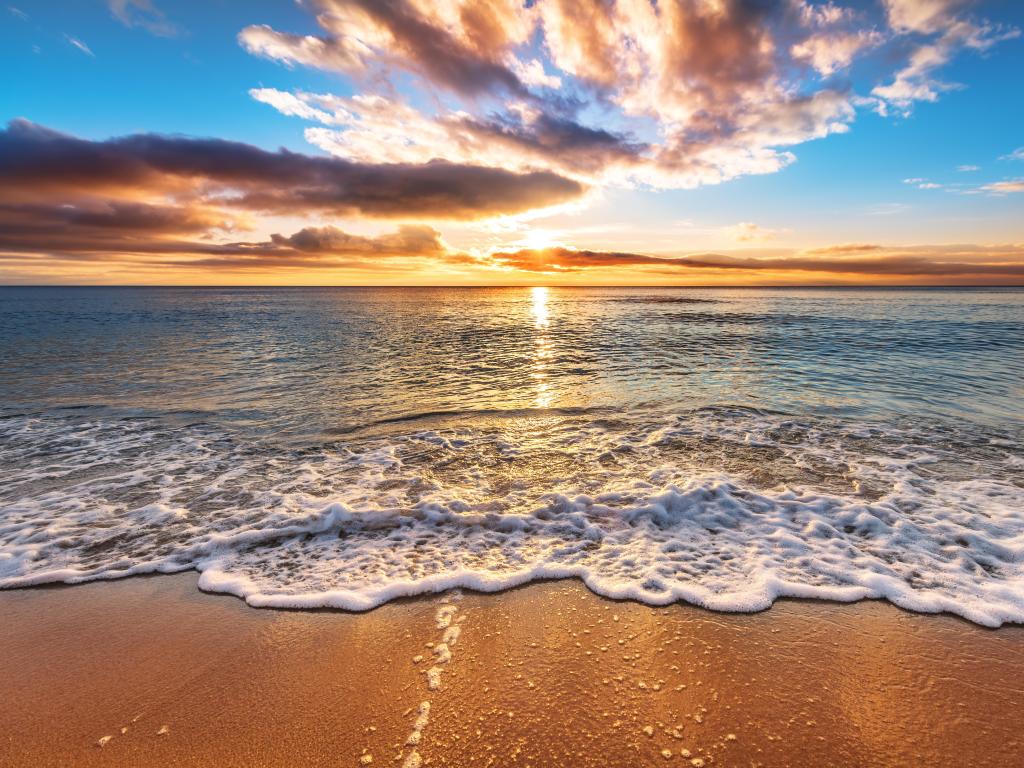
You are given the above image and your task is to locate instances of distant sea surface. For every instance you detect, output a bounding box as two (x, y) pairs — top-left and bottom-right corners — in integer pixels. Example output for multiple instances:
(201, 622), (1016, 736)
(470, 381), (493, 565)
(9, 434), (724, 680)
(2, 286), (1023, 624)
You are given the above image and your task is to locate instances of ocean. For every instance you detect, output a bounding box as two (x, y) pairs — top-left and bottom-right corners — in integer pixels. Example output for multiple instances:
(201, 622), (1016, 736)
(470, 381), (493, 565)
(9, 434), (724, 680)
(1, 286), (1022, 625)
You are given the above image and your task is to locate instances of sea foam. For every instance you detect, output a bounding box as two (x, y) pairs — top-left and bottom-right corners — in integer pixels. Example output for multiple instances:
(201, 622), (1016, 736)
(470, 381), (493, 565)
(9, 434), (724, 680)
(1, 408), (1022, 626)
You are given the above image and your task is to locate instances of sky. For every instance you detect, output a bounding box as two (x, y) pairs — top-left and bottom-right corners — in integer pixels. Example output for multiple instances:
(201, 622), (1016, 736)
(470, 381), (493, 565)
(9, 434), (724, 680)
(1, 0), (1023, 286)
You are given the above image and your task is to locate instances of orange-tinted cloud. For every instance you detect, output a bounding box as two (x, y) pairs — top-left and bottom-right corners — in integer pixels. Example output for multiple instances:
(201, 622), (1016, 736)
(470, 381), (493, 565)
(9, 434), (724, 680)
(486, 245), (1024, 282)
(4, 232), (1023, 285)
(981, 180), (1024, 194)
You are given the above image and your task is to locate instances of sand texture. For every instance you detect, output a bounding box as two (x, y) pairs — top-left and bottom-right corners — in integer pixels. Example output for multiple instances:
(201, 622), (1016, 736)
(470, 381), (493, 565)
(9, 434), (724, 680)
(2, 574), (1023, 767)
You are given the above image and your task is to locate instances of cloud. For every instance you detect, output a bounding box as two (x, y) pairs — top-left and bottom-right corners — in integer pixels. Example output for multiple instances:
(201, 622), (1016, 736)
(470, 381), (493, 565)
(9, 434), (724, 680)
(871, 4), (1019, 115)
(0, 205), (452, 274)
(242, 0), (1015, 191)
(882, 0), (968, 35)
(981, 180), (1024, 194)
(239, 0), (532, 98)
(791, 29), (884, 76)
(903, 177), (942, 189)
(175, 225), (451, 271)
(0, 118), (589, 275)
(729, 222), (779, 243)
(484, 243), (1024, 281)
(1002, 148), (1024, 162)
(252, 89), (646, 183)
(8, 6), (27, 21)
(0, 200), (235, 257)
(269, 224), (444, 256)
(64, 35), (94, 57)
(805, 243), (884, 255)
(108, 0), (181, 38)
(4, 171), (1022, 286)
(957, 164), (979, 172)
(0, 119), (585, 221)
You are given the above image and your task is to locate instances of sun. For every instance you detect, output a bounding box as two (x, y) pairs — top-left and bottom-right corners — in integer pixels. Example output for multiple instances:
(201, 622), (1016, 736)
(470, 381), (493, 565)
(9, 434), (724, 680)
(515, 229), (561, 251)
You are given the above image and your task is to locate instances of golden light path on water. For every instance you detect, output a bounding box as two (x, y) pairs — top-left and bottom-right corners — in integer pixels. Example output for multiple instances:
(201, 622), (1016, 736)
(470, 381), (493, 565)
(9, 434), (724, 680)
(530, 287), (553, 408)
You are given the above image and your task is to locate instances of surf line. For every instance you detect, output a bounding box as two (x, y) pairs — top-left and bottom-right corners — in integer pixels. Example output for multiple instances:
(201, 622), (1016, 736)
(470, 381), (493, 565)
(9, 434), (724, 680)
(401, 590), (465, 768)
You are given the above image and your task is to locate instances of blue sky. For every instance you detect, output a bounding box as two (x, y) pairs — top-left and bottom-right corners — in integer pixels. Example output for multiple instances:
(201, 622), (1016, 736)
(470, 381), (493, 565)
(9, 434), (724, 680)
(2, 2), (337, 148)
(1, 1), (1023, 284)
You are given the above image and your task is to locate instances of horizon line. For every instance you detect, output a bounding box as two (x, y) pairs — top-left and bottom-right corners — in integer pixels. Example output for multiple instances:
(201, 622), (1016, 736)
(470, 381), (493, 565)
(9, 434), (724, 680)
(3, 283), (1024, 290)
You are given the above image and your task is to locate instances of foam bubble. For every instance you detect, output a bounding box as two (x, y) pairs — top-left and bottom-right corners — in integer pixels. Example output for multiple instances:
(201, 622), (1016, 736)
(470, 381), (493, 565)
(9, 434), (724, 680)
(1, 409), (1023, 626)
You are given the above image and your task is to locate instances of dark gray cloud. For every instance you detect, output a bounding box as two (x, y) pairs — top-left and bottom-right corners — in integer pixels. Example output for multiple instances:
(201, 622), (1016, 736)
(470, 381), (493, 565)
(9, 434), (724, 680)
(0, 119), (586, 219)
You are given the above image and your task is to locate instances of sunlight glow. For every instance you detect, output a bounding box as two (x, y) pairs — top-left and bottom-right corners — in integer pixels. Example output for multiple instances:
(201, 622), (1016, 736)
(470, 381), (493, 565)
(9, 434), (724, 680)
(531, 286), (550, 328)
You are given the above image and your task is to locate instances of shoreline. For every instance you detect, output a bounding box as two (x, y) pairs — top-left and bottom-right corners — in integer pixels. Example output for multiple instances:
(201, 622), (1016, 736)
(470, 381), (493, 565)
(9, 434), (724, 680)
(2, 574), (1023, 767)
(13, 569), (1020, 629)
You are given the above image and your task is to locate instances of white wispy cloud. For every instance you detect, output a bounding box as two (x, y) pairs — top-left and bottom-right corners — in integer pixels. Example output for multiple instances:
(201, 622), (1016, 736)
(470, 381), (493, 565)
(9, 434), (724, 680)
(64, 35), (94, 57)
(108, 0), (181, 37)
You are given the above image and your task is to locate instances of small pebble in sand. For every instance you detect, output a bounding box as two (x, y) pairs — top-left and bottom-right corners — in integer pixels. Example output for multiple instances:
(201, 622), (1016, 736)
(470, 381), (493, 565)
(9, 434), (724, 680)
(661, 749), (673, 759)
(359, 753), (373, 764)
(157, 725), (170, 736)
(413, 655), (423, 663)
(96, 736), (112, 748)
(690, 759), (705, 767)
(642, 726), (654, 737)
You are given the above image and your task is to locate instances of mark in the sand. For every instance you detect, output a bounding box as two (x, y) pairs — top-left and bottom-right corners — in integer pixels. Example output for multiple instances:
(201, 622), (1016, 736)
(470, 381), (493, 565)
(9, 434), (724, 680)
(96, 713), (149, 748)
(395, 590), (464, 768)
(400, 701), (431, 767)
(424, 592), (464, 692)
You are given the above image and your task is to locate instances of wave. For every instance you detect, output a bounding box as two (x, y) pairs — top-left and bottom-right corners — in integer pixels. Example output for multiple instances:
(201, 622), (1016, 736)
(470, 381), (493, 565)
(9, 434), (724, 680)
(324, 405), (616, 435)
(1, 408), (1022, 626)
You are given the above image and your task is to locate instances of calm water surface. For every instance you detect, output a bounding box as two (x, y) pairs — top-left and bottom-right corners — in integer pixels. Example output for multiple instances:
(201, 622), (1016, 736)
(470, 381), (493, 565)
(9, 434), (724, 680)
(3, 286), (1022, 435)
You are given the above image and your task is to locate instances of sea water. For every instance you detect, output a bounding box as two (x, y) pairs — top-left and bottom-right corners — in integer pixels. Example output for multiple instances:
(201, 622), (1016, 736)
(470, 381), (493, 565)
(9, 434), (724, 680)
(1, 286), (1022, 625)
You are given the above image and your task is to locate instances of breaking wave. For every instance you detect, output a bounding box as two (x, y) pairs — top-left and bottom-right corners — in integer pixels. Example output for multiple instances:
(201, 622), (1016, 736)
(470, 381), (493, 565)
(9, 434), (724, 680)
(2, 406), (1022, 626)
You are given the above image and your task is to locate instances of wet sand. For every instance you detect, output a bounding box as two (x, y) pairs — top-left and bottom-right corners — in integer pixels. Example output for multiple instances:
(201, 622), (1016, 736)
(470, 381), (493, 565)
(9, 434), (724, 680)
(1, 574), (1022, 767)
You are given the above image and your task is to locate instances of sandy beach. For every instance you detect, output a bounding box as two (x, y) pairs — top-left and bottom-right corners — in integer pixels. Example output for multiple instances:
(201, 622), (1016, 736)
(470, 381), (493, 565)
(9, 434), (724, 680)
(2, 575), (1022, 768)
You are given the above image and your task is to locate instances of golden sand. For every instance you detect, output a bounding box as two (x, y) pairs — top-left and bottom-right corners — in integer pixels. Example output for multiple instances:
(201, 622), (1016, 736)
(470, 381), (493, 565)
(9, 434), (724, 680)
(1, 574), (1022, 767)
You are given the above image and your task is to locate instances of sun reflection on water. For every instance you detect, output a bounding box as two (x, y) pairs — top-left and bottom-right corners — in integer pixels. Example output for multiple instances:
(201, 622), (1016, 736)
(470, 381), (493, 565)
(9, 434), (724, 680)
(530, 287), (553, 408)
(531, 286), (549, 328)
